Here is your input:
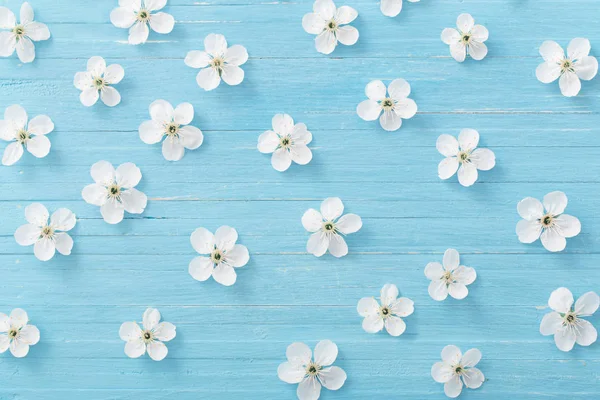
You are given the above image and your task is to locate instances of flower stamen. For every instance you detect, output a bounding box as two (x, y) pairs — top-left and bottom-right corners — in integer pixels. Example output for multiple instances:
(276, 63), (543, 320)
(305, 362), (321, 377)
(560, 59), (574, 74)
(93, 77), (105, 90)
(457, 151), (470, 163)
(165, 123), (180, 137)
(540, 213), (555, 228)
(210, 248), (223, 264)
(461, 34), (471, 44)
(108, 184), (121, 199)
(12, 25), (25, 38)
(8, 329), (18, 339)
(137, 9), (150, 22)
(326, 20), (338, 32)
(16, 129), (30, 144)
(142, 330), (154, 343)
(322, 221), (336, 233)
(381, 98), (395, 111)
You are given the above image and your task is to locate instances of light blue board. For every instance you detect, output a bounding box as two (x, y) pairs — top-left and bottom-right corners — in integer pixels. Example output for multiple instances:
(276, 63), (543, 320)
(0, 0), (599, 398)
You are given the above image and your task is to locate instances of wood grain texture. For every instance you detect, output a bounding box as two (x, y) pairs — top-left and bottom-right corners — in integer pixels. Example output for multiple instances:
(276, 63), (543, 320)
(0, 0), (599, 398)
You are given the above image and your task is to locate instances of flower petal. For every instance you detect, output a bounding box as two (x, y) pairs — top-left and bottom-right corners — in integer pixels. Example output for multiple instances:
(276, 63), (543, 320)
(4, 104), (27, 127)
(391, 297), (414, 317)
(448, 282), (468, 299)
(18, 325), (40, 345)
(314, 339), (337, 366)
(307, 231), (329, 256)
(139, 121), (164, 144)
(453, 265), (476, 285)
(384, 316), (406, 336)
(80, 88), (99, 107)
(573, 56), (598, 81)
(105, 64), (125, 84)
(335, 6), (357, 24)
(559, 71), (581, 97)
(9, 308), (29, 329)
(257, 130), (279, 154)
(82, 184), (107, 206)
(225, 244), (249, 268)
(543, 191), (568, 216)
(214, 226), (238, 251)
(436, 134), (459, 157)
(443, 248), (460, 270)
(428, 280), (448, 301)
(221, 64), (245, 86)
(272, 113), (294, 135)
(441, 345), (462, 364)
(441, 28), (460, 45)
(554, 214), (581, 238)
(28, 115), (53, 135)
(26, 135), (51, 158)
(575, 319), (597, 346)
(554, 327), (576, 352)
(380, 0), (402, 18)
(2, 142), (23, 166)
(0, 7), (16, 29)
(101, 198), (125, 224)
(302, 209), (323, 233)
(297, 377), (321, 400)
(142, 308), (161, 331)
(278, 361), (305, 384)
(458, 163), (478, 187)
(517, 197), (544, 220)
(120, 321), (142, 341)
(431, 361), (453, 383)
(110, 7), (136, 28)
(153, 322), (176, 342)
(461, 348), (481, 367)
(394, 98), (417, 119)
(471, 25), (488, 42)
(24, 202), (48, 226)
(16, 36), (35, 63)
(320, 197), (344, 221)
(328, 234), (348, 258)
(115, 163), (142, 189)
(380, 283), (399, 306)
(336, 25), (358, 46)
(223, 44), (248, 66)
(179, 126), (203, 150)
(184, 50), (211, 68)
(212, 263), (237, 286)
(196, 67), (221, 91)
(462, 367), (484, 389)
(14, 224), (40, 246)
(147, 340), (168, 361)
(286, 342), (312, 366)
(539, 40), (564, 63)
(567, 37), (591, 60)
(541, 227), (567, 252)
(291, 123), (312, 144)
(204, 33), (227, 57)
(336, 213), (362, 234)
(319, 366), (347, 390)
(124, 338), (146, 358)
(450, 42), (466, 62)
(302, 13), (326, 35)
(574, 291), (599, 316)
(314, 0), (336, 19)
(189, 256), (213, 281)
(362, 314), (384, 333)
(0, 334), (7, 352)
(456, 13), (474, 32)
(548, 287), (574, 313)
(356, 100), (382, 121)
(149, 12), (174, 34)
(120, 188), (147, 214)
(470, 148), (495, 171)
(54, 232), (74, 256)
(438, 157), (459, 180)
(458, 128), (479, 151)
(34, 237), (55, 261)
(128, 21), (149, 45)
(190, 228), (215, 254)
(315, 30), (337, 54)
(540, 312), (563, 336)
(171, 103), (194, 126)
(145, 0), (167, 11)
(444, 376), (463, 398)
(468, 41), (488, 61)
(291, 144), (312, 165)
(357, 297), (379, 317)
(379, 110), (402, 131)
(424, 262), (444, 280)
(162, 137), (185, 161)
(100, 86), (121, 107)
(365, 80), (386, 101)
(536, 61), (562, 84)
(10, 340), (30, 358)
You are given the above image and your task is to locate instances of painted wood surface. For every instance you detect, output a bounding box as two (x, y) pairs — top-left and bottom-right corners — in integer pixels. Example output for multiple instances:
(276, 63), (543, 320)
(1, 0), (599, 398)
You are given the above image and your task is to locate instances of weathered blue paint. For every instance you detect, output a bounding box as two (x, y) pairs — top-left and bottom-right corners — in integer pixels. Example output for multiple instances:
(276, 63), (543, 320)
(0, 0), (598, 398)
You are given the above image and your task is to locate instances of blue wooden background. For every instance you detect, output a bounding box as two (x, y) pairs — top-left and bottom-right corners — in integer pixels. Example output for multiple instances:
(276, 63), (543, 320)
(0, 0), (599, 398)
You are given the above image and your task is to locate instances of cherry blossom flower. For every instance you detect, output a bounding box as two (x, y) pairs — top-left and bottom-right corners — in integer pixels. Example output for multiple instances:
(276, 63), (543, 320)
(357, 283), (414, 336)
(277, 340), (347, 400)
(110, 0), (174, 45)
(74, 56), (124, 107)
(356, 79), (417, 132)
(536, 38), (598, 97)
(189, 226), (249, 286)
(257, 114), (312, 172)
(516, 191), (581, 252)
(0, 104), (53, 166)
(431, 345), (484, 398)
(0, 2), (50, 63)
(302, 0), (358, 55)
(119, 308), (176, 361)
(301, 197), (362, 258)
(540, 287), (598, 352)
(0, 308), (40, 358)
(436, 129), (495, 187)
(441, 13), (488, 62)
(425, 249), (476, 301)
(139, 99), (203, 161)
(14, 203), (76, 261)
(184, 33), (248, 91)
(381, 0), (419, 18)
(81, 161), (147, 224)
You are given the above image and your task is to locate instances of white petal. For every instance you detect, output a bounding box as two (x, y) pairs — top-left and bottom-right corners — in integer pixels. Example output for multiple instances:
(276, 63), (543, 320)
(271, 114), (294, 136)
(18, 324), (40, 345)
(5, 104), (27, 127)
(34, 237), (55, 261)
(224, 44), (248, 66)
(143, 308), (161, 331)
(554, 327), (576, 352)
(149, 12), (174, 34)
(436, 134), (459, 157)
(212, 263), (237, 286)
(379, 110), (402, 131)
(453, 265), (476, 285)
(314, 339), (337, 366)
(384, 316), (406, 336)
(110, 7), (136, 28)
(443, 248), (460, 270)
(336, 213), (361, 234)
(128, 21), (149, 45)
(54, 232), (73, 256)
(0, 31), (16, 57)
(441, 28), (460, 45)
(517, 197), (544, 220)
(278, 361), (305, 384)
(302, 209), (323, 233)
(26, 135), (51, 158)
(214, 225), (238, 251)
(24, 21), (49, 41)
(101, 198), (125, 224)
(286, 342), (312, 366)
(25, 202), (48, 226)
(271, 149), (291, 171)
(362, 314), (384, 333)
(336, 25), (358, 46)
(149, 99), (174, 123)
(428, 280), (448, 301)
(431, 361), (453, 383)
(575, 291), (599, 316)
(548, 287), (574, 313)
(567, 38), (591, 60)
(391, 297), (414, 317)
(462, 367), (484, 389)
(573, 56), (598, 81)
(291, 123), (312, 144)
(307, 232), (329, 257)
(196, 67), (221, 91)
(450, 42), (466, 62)
(559, 71), (581, 97)
(457, 163), (478, 187)
(541, 227), (567, 252)
(471, 25), (488, 42)
(536, 61), (561, 84)
(124, 338), (146, 358)
(139, 121), (164, 144)
(145, 0), (167, 11)
(357, 297), (379, 317)
(448, 282), (468, 299)
(189, 256), (214, 281)
(0, 7), (16, 29)
(539, 40), (564, 63)
(9, 308), (28, 329)
(2, 142), (23, 165)
(291, 144), (312, 165)
(543, 191), (568, 215)
(315, 30), (337, 54)
(172, 103), (194, 125)
(28, 115), (53, 135)
(257, 130), (278, 154)
(10, 340), (30, 358)
(554, 214), (581, 238)
(438, 157), (459, 180)
(19, 4), (33, 24)
(297, 377), (321, 400)
(387, 78), (411, 100)
(456, 13), (474, 32)
(444, 376), (463, 398)
(313, 0), (336, 19)
(184, 50), (211, 68)
(575, 320), (597, 346)
(179, 126), (203, 150)
(320, 197), (344, 221)
(80, 88), (99, 107)
(365, 80), (386, 101)
(461, 348), (481, 367)
(380, 0), (402, 17)
(204, 33), (227, 57)
(468, 41), (488, 61)
(394, 98), (417, 119)
(15, 36), (35, 63)
(147, 340), (168, 361)
(319, 366), (346, 390)
(190, 227), (215, 254)
(302, 13), (326, 35)
(441, 345), (462, 364)
(380, 283), (399, 306)
(356, 100), (382, 121)
(470, 148), (495, 171)
(82, 184), (108, 206)
(424, 262), (444, 280)
(87, 56), (106, 76)
(457, 128), (479, 151)
(328, 234), (348, 258)
(540, 312), (563, 336)
(225, 244), (249, 268)
(120, 188), (147, 214)
(154, 322), (176, 342)
(14, 224), (40, 246)
(335, 6), (357, 24)
(162, 137), (185, 161)
(222, 64), (245, 86)
(100, 87), (121, 107)
(0, 335), (7, 352)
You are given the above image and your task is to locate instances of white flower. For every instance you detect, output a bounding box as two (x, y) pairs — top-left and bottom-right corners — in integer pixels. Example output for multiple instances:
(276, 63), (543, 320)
(441, 13), (488, 62)
(0, 104), (53, 166)
(431, 345), (484, 398)
(0, 2), (50, 63)
(184, 33), (248, 91)
(139, 100), (204, 161)
(14, 203), (76, 261)
(356, 79), (417, 132)
(110, 0), (174, 45)
(380, 0), (419, 18)
(302, 0), (358, 55)
(302, 197), (362, 258)
(277, 340), (347, 400)
(540, 287), (598, 352)
(424, 249), (476, 301)
(74, 56), (124, 107)
(436, 129), (495, 187)
(189, 226), (249, 286)
(535, 38), (598, 97)
(119, 308), (176, 361)
(516, 191), (581, 252)
(257, 114), (313, 172)
(0, 308), (40, 358)
(357, 283), (414, 336)
(81, 161), (148, 224)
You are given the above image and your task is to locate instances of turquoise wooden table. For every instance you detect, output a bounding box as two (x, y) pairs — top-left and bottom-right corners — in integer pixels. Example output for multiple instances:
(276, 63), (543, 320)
(1, 0), (599, 398)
